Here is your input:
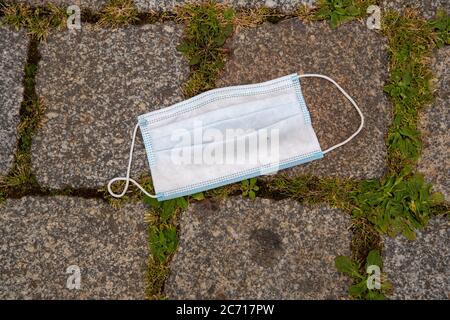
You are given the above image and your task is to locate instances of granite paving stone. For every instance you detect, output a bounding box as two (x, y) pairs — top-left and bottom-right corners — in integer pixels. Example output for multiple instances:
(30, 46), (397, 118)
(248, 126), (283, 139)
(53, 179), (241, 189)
(32, 23), (189, 189)
(0, 26), (29, 176)
(380, 0), (449, 19)
(217, 19), (391, 180)
(135, 0), (316, 12)
(4, 0), (316, 12)
(383, 217), (450, 300)
(417, 47), (450, 201)
(0, 196), (148, 299)
(165, 197), (352, 299)
(3, 0), (107, 11)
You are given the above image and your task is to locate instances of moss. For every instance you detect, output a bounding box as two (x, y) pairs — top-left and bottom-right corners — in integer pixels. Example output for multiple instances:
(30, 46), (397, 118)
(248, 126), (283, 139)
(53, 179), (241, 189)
(350, 218), (382, 265)
(146, 256), (170, 300)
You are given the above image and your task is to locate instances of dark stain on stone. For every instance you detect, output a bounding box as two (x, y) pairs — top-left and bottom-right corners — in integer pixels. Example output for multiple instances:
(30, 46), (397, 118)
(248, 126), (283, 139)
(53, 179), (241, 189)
(107, 214), (119, 234)
(196, 200), (220, 214)
(249, 229), (283, 267)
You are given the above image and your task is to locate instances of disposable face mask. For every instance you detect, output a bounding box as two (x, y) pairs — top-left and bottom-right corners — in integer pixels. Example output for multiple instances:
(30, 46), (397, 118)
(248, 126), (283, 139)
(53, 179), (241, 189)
(108, 73), (364, 201)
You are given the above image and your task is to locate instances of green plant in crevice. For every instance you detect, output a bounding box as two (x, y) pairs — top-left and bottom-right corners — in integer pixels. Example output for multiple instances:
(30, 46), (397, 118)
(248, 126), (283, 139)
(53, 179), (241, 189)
(146, 256), (170, 300)
(149, 225), (179, 263)
(143, 194), (194, 299)
(335, 249), (392, 300)
(383, 10), (437, 173)
(1, 3), (68, 40)
(352, 166), (444, 240)
(144, 195), (188, 222)
(314, 0), (375, 28)
(176, 1), (235, 97)
(350, 217), (382, 266)
(429, 9), (450, 48)
(268, 175), (358, 211)
(241, 178), (259, 200)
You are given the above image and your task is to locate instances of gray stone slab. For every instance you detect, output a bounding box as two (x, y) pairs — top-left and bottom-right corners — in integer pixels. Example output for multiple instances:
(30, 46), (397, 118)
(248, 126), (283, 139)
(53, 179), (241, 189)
(0, 196), (148, 299)
(4, 0), (315, 12)
(3, 0), (107, 11)
(418, 47), (450, 201)
(0, 26), (29, 176)
(32, 23), (189, 189)
(383, 217), (450, 300)
(135, 1), (315, 12)
(217, 19), (391, 180)
(165, 197), (352, 299)
(380, 0), (449, 19)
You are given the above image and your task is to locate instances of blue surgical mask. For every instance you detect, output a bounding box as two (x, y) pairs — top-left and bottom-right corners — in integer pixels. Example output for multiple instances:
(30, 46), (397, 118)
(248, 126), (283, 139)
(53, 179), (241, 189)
(108, 73), (364, 201)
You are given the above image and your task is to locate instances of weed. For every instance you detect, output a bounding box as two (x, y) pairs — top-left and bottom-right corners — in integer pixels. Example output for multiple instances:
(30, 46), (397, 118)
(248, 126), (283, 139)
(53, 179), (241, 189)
(1, 3), (67, 40)
(314, 0), (375, 28)
(176, 1), (235, 97)
(97, 0), (139, 27)
(144, 196), (188, 223)
(351, 167), (444, 240)
(335, 249), (392, 299)
(428, 9), (450, 48)
(149, 224), (179, 264)
(240, 178), (259, 200)
(143, 193), (193, 299)
(383, 10), (437, 172)
(267, 175), (358, 211)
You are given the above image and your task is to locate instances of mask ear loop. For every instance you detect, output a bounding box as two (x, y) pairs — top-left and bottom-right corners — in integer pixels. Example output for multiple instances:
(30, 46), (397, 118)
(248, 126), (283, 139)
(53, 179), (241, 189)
(107, 123), (157, 199)
(298, 74), (365, 154)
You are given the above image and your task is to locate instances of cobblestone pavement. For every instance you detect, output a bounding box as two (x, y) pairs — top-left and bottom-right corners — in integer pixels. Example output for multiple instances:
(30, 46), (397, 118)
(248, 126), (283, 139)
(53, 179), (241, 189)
(165, 198), (352, 299)
(0, 1), (448, 300)
(0, 197), (147, 299)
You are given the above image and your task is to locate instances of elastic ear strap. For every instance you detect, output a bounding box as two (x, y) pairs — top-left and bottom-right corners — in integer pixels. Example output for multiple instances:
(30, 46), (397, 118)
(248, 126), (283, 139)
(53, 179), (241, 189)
(107, 123), (157, 199)
(298, 74), (365, 154)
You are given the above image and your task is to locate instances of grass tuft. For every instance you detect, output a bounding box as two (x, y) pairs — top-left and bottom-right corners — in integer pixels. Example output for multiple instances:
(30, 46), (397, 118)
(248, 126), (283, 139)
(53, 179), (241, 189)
(267, 175), (358, 212)
(97, 0), (139, 27)
(1, 3), (67, 40)
(234, 7), (287, 28)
